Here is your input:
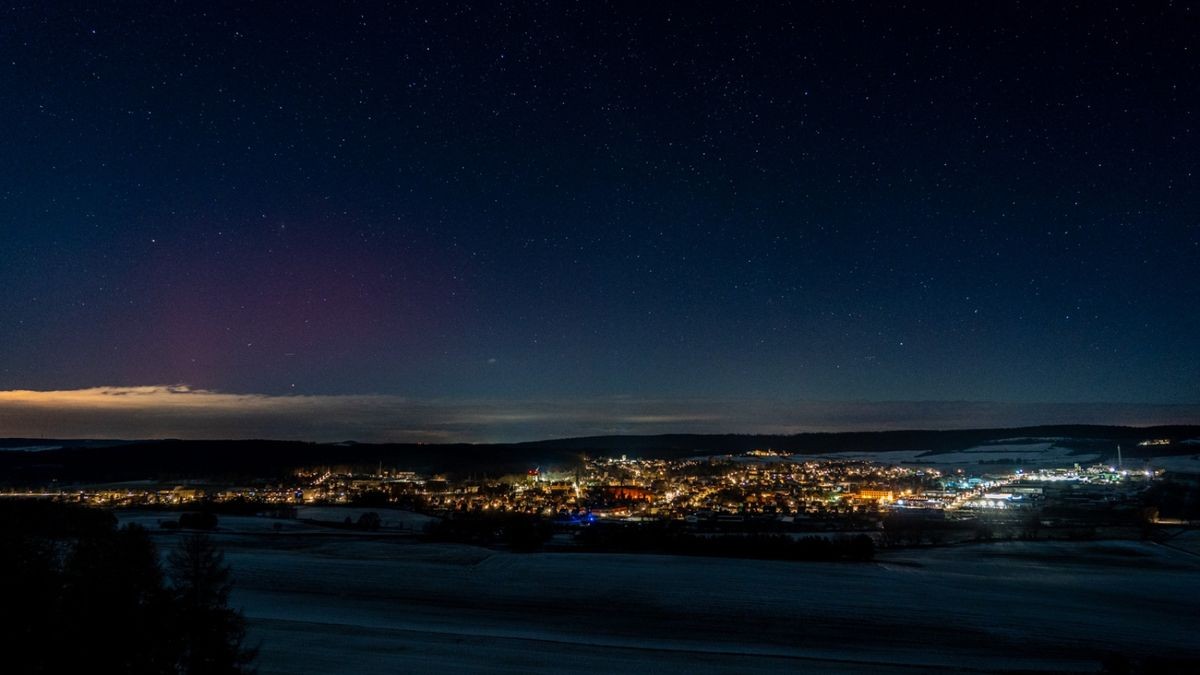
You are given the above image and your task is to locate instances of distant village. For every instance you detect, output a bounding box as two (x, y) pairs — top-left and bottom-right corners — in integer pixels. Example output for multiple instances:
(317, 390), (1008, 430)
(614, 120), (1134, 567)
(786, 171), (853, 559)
(5, 444), (1181, 546)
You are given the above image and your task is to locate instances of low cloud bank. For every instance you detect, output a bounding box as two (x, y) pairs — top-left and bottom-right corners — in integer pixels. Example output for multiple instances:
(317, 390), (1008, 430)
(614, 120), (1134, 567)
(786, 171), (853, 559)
(0, 386), (1196, 443)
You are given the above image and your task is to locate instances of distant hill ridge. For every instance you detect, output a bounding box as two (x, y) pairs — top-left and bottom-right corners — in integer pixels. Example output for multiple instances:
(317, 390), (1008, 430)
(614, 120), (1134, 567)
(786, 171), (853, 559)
(0, 424), (1196, 485)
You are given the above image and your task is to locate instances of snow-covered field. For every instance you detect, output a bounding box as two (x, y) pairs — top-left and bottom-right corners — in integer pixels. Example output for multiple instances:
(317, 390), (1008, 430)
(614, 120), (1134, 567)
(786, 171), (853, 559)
(917, 442), (1102, 467)
(1146, 454), (1200, 474)
(807, 450), (930, 463)
(127, 514), (1200, 674)
(748, 438), (1200, 477)
(295, 506), (437, 530)
(119, 511), (328, 534)
(809, 441), (1102, 470)
(117, 506), (436, 535)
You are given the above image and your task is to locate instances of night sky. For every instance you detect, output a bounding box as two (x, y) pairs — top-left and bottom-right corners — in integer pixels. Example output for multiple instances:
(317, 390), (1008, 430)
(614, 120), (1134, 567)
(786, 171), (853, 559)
(1, 3), (1197, 440)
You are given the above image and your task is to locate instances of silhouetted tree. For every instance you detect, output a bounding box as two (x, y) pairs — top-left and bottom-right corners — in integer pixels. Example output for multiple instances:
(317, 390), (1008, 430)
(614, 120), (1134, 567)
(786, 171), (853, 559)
(0, 530), (59, 673)
(179, 511), (219, 530)
(504, 516), (553, 552)
(58, 524), (178, 673)
(168, 533), (256, 674)
(0, 501), (258, 674)
(356, 511), (382, 531)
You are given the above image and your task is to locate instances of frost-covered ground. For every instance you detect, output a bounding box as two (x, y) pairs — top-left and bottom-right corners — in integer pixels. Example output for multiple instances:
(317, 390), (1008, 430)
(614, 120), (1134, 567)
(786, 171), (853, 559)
(118, 506), (436, 535)
(123, 512), (1200, 674)
(295, 505), (436, 530)
(1146, 453), (1200, 474)
(807, 450), (930, 463)
(808, 441), (1101, 470)
(119, 511), (328, 534)
(731, 444), (1101, 470)
(765, 441), (1200, 475)
(916, 442), (1101, 467)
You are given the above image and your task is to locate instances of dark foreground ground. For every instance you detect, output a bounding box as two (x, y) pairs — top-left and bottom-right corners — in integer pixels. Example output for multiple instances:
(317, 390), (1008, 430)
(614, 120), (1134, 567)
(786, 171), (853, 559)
(120, 512), (1200, 674)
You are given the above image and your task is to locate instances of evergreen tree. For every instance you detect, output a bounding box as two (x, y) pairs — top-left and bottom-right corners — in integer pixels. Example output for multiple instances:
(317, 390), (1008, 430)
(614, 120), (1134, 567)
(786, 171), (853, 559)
(168, 533), (256, 674)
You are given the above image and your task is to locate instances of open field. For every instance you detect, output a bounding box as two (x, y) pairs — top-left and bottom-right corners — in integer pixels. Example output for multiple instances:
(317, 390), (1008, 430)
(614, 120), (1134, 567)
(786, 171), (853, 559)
(120, 511), (1200, 673)
(810, 444), (1200, 473)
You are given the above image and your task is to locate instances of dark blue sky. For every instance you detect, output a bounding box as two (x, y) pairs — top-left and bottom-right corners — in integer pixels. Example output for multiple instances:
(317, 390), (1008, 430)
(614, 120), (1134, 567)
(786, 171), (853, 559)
(1, 2), (1197, 439)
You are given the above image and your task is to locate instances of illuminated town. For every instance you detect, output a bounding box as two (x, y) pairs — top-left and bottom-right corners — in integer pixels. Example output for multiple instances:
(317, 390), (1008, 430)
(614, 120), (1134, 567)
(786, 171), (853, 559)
(6, 451), (1165, 542)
